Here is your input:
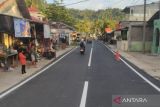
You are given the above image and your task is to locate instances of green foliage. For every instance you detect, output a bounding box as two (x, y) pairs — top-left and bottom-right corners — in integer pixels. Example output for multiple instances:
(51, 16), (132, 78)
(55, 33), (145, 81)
(25, 0), (47, 9)
(25, 0), (32, 7)
(42, 4), (75, 26)
(25, 0), (124, 35)
(75, 19), (93, 34)
(68, 8), (124, 34)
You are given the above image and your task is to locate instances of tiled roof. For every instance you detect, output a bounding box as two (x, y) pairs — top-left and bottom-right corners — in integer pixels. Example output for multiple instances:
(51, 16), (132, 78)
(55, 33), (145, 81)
(28, 6), (39, 12)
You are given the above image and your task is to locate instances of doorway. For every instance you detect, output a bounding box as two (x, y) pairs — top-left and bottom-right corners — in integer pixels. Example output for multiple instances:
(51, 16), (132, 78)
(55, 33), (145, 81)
(155, 28), (160, 52)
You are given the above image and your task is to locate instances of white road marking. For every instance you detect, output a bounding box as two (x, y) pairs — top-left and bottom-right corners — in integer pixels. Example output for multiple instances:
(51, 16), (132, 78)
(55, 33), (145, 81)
(88, 48), (93, 67)
(121, 58), (160, 92)
(80, 81), (89, 107)
(92, 41), (94, 48)
(102, 43), (160, 92)
(0, 47), (77, 99)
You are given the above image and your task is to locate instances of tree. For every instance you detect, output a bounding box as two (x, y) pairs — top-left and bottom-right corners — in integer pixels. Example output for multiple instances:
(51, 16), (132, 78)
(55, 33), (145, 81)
(68, 8), (124, 34)
(25, 0), (125, 35)
(42, 4), (75, 26)
(25, 0), (47, 9)
(75, 19), (93, 35)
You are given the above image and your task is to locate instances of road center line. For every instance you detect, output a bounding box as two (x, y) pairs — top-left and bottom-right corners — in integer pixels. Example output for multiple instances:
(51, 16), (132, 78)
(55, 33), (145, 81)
(102, 42), (160, 92)
(80, 81), (89, 107)
(88, 48), (93, 67)
(0, 47), (77, 99)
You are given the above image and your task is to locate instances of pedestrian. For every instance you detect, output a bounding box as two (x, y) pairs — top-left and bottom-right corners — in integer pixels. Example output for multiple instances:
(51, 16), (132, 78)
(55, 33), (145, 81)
(18, 49), (26, 74)
(31, 45), (37, 67)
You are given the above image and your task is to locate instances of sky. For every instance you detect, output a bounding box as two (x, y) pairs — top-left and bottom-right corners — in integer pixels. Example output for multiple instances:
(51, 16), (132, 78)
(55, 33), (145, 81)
(46, 0), (160, 10)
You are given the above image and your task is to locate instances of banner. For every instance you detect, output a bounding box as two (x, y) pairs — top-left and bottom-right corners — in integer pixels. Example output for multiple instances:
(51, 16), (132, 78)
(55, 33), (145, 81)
(44, 24), (51, 38)
(14, 18), (31, 37)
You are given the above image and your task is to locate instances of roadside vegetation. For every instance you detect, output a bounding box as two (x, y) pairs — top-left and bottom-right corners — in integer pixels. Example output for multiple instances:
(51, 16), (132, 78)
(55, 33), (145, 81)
(25, 0), (125, 35)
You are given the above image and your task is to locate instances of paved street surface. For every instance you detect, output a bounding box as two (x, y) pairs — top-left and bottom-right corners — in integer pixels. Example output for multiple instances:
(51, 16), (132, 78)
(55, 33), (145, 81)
(0, 41), (160, 107)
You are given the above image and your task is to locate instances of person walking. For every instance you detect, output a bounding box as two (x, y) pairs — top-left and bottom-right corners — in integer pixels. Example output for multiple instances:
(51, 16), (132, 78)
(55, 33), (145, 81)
(19, 49), (26, 74)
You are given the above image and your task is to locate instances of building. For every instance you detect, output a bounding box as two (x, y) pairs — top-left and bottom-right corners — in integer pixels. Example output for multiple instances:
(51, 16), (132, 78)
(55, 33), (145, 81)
(0, 0), (31, 69)
(148, 11), (160, 54)
(123, 1), (159, 21)
(116, 20), (154, 52)
(116, 2), (160, 52)
(28, 6), (51, 54)
(50, 22), (75, 46)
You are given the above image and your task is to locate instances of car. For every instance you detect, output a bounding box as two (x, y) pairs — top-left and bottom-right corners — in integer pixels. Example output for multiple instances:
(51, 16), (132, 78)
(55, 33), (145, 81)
(87, 38), (92, 43)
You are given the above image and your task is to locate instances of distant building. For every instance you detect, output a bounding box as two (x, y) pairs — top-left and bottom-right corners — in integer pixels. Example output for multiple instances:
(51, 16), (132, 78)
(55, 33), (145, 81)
(115, 1), (160, 52)
(123, 1), (160, 21)
(50, 22), (75, 45)
(116, 21), (153, 52)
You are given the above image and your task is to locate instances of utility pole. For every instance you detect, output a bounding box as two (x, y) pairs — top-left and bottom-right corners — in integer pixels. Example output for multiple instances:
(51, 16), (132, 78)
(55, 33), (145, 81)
(159, 0), (160, 19)
(142, 0), (146, 53)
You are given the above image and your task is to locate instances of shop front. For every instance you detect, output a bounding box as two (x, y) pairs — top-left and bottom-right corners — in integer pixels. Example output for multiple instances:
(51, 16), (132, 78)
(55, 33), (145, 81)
(43, 24), (55, 59)
(0, 15), (18, 70)
(30, 20), (54, 59)
(0, 33), (18, 70)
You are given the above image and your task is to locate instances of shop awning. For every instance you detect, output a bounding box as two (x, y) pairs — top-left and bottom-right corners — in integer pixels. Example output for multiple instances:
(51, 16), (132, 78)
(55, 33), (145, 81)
(0, 14), (14, 34)
(0, 0), (31, 19)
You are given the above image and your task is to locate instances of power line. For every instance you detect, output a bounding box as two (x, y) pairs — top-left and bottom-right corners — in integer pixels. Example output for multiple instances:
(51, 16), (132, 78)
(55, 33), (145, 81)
(130, 0), (142, 5)
(110, 0), (133, 8)
(110, 0), (148, 8)
(147, 0), (159, 3)
(62, 0), (90, 6)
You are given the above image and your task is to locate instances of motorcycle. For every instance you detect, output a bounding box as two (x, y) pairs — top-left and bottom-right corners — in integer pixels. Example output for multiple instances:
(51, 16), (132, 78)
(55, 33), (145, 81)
(80, 47), (85, 55)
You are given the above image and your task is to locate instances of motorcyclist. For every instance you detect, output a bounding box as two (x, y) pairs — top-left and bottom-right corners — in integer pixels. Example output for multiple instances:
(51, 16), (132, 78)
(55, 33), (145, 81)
(79, 39), (86, 52)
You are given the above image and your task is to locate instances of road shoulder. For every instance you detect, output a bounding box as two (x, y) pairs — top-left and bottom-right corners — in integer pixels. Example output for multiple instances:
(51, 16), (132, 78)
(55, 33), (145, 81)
(106, 44), (160, 81)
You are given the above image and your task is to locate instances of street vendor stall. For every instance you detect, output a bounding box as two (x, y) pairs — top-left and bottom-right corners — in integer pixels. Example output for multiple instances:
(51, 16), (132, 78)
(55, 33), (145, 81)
(0, 40), (18, 70)
(0, 15), (18, 70)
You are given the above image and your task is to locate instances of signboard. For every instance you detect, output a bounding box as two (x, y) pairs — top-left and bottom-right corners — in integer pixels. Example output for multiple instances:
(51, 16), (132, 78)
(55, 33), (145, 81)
(44, 24), (51, 38)
(14, 18), (31, 37)
(105, 27), (112, 33)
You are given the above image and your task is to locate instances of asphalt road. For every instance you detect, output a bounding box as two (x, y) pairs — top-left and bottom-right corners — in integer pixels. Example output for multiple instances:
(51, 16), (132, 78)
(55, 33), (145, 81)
(0, 41), (160, 107)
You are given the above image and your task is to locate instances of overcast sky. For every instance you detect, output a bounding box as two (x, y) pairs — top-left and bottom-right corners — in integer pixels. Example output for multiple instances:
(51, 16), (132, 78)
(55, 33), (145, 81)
(46, 0), (159, 10)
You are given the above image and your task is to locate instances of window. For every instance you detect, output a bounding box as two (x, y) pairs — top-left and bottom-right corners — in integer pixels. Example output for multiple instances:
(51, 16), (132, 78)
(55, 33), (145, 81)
(131, 9), (133, 15)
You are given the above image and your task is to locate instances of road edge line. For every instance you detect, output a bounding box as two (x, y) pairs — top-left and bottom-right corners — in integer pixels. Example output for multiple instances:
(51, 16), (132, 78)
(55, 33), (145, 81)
(101, 42), (160, 92)
(0, 47), (77, 99)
